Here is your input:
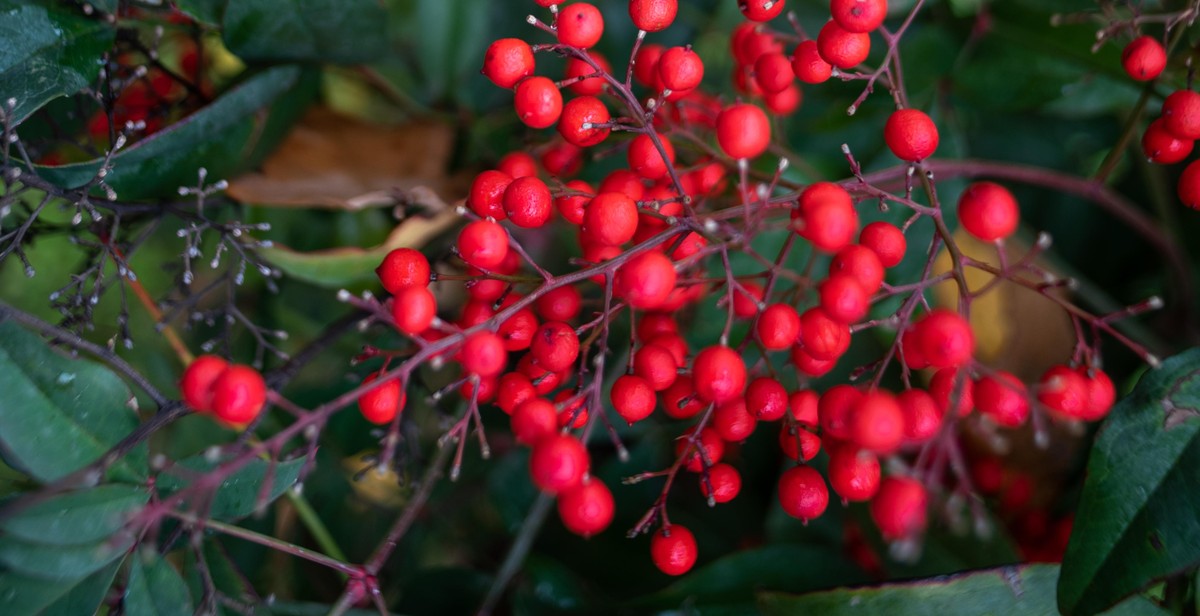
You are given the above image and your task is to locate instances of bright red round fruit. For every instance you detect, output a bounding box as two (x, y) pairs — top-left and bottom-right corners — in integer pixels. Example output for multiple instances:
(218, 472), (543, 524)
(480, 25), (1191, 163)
(558, 96), (612, 147)
(884, 108), (938, 162)
(798, 308), (851, 361)
(1121, 36), (1166, 82)
(1179, 160), (1200, 209)
(482, 38), (535, 88)
(651, 525), (697, 576)
(691, 345), (747, 404)
(513, 76), (563, 130)
(870, 476), (928, 540)
(897, 388), (942, 443)
(467, 169), (512, 219)
(503, 175), (554, 228)
(799, 198), (859, 253)
(611, 374), (657, 424)
(633, 343), (679, 391)
(779, 425), (821, 461)
(830, 0), (888, 33)
(497, 151), (537, 179)
(627, 132), (675, 179)
(739, 0), (785, 22)
(792, 40), (833, 84)
(629, 0), (677, 32)
(615, 251), (677, 309)
(975, 371), (1030, 428)
(358, 373), (403, 425)
(180, 355), (229, 413)
(658, 46), (704, 92)
(817, 20), (871, 69)
(829, 244), (884, 293)
(662, 375), (704, 419)
(789, 389), (819, 426)
(535, 284), (583, 322)
(677, 427), (726, 472)
(957, 181), (1020, 241)
(530, 321), (580, 372)
(564, 53), (611, 97)
(716, 103), (771, 159)
(778, 465), (829, 522)
(819, 273), (869, 323)
(210, 365), (267, 425)
(529, 434), (590, 493)
(556, 2), (605, 49)
(376, 248), (431, 293)
(929, 367), (974, 416)
(849, 391), (904, 454)
(457, 219), (509, 270)
(1142, 118), (1194, 165)
(557, 477), (614, 537)
(460, 331), (507, 378)
(392, 286), (437, 335)
(701, 462), (742, 503)
(746, 377), (788, 421)
(859, 221), (906, 268)
(756, 303), (801, 350)
(1163, 90), (1200, 140)
(1038, 365), (1090, 419)
(1079, 367), (1116, 421)
(754, 52), (794, 93)
(763, 82), (802, 115)
(714, 398), (757, 442)
(633, 44), (666, 87)
(512, 398), (559, 446)
(496, 372), (536, 415)
(828, 445), (882, 502)
(914, 309), (974, 368)
(582, 192), (639, 246)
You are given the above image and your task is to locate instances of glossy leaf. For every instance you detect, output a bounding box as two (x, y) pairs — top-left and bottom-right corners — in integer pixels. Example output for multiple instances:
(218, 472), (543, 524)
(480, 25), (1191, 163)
(157, 455), (305, 520)
(0, 321), (147, 483)
(0, 1), (115, 126)
(1059, 348), (1200, 615)
(761, 564), (1167, 616)
(173, 0), (226, 26)
(0, 484), (148, 545)
(221, 0), (387, 64)
(0, 532), (132, 580)
(35, 65), (318, 201)
(125, 552), (194, 616)
(0, 555), (122, 614)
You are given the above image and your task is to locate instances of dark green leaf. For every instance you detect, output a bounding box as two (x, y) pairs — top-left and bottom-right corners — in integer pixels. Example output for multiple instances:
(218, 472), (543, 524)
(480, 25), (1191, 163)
(35, 65), (318, 201)
(0, 484), (148, 545)
(125, 551), (194, 616)
(157, 455), (305, 520)
(1059, 348), (1200, 615)
(0, 1), (115, 126)
(0, 532), (131, 580)
(174, 0), (226, 26)
(0, 555), (122, 614)
(221, 0), (388, 65)
(761, 564), (1168, 616)
(0, 321), (147, 483)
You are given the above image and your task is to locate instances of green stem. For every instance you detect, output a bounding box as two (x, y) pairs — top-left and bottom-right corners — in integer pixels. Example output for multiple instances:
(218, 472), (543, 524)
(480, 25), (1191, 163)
(287, 490), (350, 565)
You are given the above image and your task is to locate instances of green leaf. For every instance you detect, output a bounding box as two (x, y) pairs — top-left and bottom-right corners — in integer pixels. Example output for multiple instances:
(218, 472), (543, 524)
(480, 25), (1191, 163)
(0, 1), (115, 126)
(125, 551), (194, 616)
(35, 65), (318, 201)
(221, 0), (388, 65)
(0, 554), (122, 614)
(157, 455), (305, 520)
(0, 321), (147, 483)
(0, 484), (148, 545)
(0, 532), (131, 580)
(174, 0), (227, 26)
(1058, 348), (1200, 615)
(761, 564), (1168, 616)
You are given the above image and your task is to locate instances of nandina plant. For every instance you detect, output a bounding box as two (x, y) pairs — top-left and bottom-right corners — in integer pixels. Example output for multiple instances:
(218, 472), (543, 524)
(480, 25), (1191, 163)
(0, 1), (1198, 615)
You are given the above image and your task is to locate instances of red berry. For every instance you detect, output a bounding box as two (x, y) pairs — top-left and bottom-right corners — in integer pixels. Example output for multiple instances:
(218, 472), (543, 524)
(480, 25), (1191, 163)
(746, 377), (788, 421)
(817, 20), (870, 69)
(677, 426), (725, 472)
(799, 198), (859, 253)
(819, 273), (869, 323)
(884, 108), (938, 162)
(497, 151), (538, 179)
(529, 321), (579, 372)
(658, 46), (704, 92)
(975, 371), (1030, 428)
(779, 425), (821, 461)
(564, 53), (612, 97)
(1038, 365), (1090, 419)
(180, 355), (228, 412)
(792, 345), (837, 377)
(392, 286), (437, 335)
(513, 76), (563, 129)
(734, 25), (782, 65)
(897, 388), (942, 443)
(503, 175), (554, 228)
(763, 82), (803, 115)
(557, 3), (605, 49)
(732, 281), (764, 318)
(1122, 36), (1167, 82)
(830, 244), (884, 293)
(701, 463), (742, 503)
(651, 525), (697, 576)
(957, 181), (1020, 241)
(829, 445), (882, 502)
(849, 390), (905, 454)
(870, 476), (928, 540)
(376, 248), (431, 293)
(756, 303), (801, 350)
(460, 331), (507, 377)
(662, 375), (704, 419)
(358, 373), (404, 425)
(792, 40), (833, 84)
(1163, 90), (1200, 140)
(210, 365), (267, 425)
(797, 180), (853, 217)
(555, 180), (593, 225)
(754, 52), (794, 93)
(778, 465), (829, 522)
(859, 221), (906, 268)
(1079, 367), (1116, 421)
(498, 307), (538, 352)
(582, 192), (639, 246)
(914, 309), (974, 368)
(789, 389), (819, 426)
(482, 38), (535, 88)
(1179, 160), (1200, 209)
(1142, 118), (1194, 165)
(739, 0), (785, 22)
(627, 132), (676, 180)
(798, 308), (851, 361)
(691, 345), (747, 404)
(468, 170), (513, 219)
(529, 434), (590, 493)
(535, 284), (583, 322)
(929, 367), (974, 416)
(819, 384), (863, 440)
(496, 372), (537, 415)
(458, 219), (510, 270)
(557, 477), (614, 537)
(639, 312), (680, 341)
(558, 96), (612, 147)
(512, 398), (559, 445)
(633, 343), (679, 391)
(633, 44), (666, 87)
(616, 251), (677, 309)
(714, 398), (757, 442)
(716, 103), (771, 159)
(629, 0), (677, 32)
(612, 374), (657, 424)
(830, 0), (888, 33)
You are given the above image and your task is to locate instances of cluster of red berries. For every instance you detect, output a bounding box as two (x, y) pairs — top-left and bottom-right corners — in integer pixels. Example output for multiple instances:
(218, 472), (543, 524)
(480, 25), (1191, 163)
(180, 355), (268, 425)
(350, 0), (1125, 578)
(1120, 33), (1200, 210)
